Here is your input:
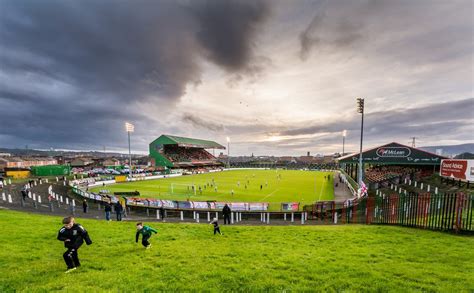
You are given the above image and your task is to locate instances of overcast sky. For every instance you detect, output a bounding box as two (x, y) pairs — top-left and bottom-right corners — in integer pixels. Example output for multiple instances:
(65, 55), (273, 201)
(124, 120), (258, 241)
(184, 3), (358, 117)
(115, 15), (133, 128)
(0, 0), (473, 156)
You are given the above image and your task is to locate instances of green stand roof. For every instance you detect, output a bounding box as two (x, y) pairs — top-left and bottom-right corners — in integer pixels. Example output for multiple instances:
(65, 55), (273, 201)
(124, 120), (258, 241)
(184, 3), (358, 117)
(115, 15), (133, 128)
(149, 134), (225, 168)
(150, 134), (225, 149)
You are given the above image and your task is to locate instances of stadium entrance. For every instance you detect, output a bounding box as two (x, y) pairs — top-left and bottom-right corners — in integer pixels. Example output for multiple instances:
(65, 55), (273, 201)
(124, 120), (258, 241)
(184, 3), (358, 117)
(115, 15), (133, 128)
(337, 142), (447, 189)
(149, 135), (225, 170)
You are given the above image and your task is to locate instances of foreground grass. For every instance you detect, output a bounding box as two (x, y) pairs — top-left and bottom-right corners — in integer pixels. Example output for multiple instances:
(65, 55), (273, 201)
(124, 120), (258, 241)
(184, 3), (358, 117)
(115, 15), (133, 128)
(91, 170), (334, 211)
(0, 210), (473, 292)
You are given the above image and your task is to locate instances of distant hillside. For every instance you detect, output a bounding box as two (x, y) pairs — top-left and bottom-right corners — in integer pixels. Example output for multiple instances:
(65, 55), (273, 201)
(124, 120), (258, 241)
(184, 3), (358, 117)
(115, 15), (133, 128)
(419, 143), (474, 157)
(454, 152), (474, 159)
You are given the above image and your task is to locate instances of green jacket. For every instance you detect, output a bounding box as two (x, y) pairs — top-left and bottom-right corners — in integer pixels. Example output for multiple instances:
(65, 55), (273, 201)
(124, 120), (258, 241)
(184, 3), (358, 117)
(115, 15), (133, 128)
(136, 226), (157, 242)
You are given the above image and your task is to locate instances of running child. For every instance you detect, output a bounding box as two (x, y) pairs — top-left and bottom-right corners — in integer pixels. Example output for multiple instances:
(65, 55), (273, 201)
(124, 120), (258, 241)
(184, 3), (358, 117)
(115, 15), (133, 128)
(210, 218), (222, 235)
(135, 222), (158, 249)
(57, 216), (92, 273)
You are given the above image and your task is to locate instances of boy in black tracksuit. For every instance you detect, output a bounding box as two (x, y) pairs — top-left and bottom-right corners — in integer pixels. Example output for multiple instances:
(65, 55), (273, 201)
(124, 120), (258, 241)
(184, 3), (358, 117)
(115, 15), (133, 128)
(57, 216), (92, 273)
(210, 218), (222, 235)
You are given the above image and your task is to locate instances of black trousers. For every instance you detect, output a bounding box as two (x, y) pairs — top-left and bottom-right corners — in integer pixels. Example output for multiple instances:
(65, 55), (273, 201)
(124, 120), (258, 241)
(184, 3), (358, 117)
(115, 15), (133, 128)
(224, 214), (230, 225)
(63, 247), (80, 269)
(116, 212), (122, 221)
(214, 227), (221, 235)
(142, 234), (151, 247)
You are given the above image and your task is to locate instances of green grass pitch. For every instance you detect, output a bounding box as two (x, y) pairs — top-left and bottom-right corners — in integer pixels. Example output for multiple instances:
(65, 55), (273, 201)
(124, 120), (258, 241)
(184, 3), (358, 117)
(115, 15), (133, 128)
(91, 170), (335, 210)
(0, 210), (473, 291)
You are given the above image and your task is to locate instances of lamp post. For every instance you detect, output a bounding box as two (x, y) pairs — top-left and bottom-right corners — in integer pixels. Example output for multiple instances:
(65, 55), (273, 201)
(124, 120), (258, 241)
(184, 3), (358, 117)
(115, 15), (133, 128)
(125, 122), (134, 180)
(226, 137), (230, 169)
(356, 98), (364, 186)
(342, 130), (347, 156)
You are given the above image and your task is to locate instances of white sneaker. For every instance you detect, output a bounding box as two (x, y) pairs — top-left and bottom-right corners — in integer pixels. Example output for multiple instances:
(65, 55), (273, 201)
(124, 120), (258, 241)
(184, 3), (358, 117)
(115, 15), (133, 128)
(65, 267), (77, 274)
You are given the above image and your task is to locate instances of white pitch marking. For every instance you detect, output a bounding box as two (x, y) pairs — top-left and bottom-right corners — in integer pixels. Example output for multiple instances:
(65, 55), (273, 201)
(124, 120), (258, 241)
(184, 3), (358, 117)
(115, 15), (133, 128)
(318, 177), (326, 202)
(260, 188), (280, 201)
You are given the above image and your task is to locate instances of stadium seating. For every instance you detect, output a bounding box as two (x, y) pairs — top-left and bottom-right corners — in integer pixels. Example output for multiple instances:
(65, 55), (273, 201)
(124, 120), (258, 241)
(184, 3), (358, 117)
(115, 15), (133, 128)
(164, 147), (218, 165)
(364, 166), (416, 184)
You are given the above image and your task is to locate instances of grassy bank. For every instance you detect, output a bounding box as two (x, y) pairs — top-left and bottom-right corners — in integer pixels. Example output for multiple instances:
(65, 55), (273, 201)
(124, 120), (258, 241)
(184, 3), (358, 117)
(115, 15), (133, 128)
(1, 210), (473, 291)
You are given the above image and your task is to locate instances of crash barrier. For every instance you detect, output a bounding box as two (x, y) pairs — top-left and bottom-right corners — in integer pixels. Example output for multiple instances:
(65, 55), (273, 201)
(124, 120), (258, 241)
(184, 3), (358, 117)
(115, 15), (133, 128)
(69, 186), (320, 223)
(127, 208), (309, 225)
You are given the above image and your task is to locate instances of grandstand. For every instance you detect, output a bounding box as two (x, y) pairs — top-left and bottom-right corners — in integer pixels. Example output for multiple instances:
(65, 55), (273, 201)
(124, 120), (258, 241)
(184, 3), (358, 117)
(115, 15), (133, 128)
(337, 142), (447, 188)
(149, 135), (225, 169)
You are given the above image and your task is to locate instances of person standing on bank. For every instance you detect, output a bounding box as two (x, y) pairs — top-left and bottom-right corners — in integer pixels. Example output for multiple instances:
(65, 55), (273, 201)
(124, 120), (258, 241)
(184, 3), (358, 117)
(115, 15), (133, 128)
(114, 201), (123, 221)
(82, 199), (88, 214)
(57, 216), (92, 273)
(159, 206), (165, 221)
(21, 188), (28, 201)
(104, 201), (112, 221)
(222, 204), (231, 225)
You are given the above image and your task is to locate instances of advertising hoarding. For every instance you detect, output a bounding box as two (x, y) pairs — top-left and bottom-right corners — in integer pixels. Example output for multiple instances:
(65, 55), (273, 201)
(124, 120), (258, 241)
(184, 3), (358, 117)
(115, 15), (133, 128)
(440, 159), (474, 182)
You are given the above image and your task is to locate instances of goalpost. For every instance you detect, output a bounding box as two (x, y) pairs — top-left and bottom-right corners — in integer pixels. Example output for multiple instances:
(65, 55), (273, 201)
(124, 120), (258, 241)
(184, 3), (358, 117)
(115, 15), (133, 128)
(170, 183), (197, 196)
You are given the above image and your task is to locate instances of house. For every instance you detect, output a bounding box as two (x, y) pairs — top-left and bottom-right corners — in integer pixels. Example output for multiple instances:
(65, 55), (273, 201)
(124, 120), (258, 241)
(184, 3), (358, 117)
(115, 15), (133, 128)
(70, 157), (94, 167)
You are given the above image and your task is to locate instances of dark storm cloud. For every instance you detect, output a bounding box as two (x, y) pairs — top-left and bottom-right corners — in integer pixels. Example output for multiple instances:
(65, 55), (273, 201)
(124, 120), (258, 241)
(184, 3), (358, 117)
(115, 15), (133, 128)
(192, 0), (270, 71)
(277, 98), (474, 145)
(0, 0), (270, 149)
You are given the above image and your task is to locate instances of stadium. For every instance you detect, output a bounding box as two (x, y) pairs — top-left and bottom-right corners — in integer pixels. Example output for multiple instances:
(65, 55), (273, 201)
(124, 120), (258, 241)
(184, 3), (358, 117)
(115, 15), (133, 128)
(1, 1), (474, 291)
(1, 130), (473, 290)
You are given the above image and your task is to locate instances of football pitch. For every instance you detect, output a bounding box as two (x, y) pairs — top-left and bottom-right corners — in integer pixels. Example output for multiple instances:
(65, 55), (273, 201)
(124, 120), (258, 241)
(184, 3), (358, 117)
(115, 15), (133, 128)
(90, 170), (334, 210)
(1, 210), (473, 291)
